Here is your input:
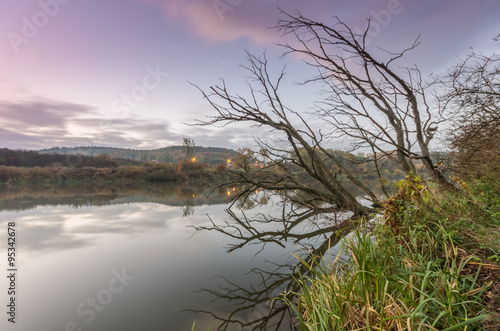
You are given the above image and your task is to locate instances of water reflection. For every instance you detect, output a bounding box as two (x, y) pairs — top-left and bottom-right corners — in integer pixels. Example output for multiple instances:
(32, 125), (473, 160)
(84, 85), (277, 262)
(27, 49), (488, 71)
(190, 190), (357, 330)
(0, 183), (231, 256)
(0, 182), (357, 331)
(0, 182), (231, 211)
(1, 182), (276, 331)
(189, 228), (352, 330)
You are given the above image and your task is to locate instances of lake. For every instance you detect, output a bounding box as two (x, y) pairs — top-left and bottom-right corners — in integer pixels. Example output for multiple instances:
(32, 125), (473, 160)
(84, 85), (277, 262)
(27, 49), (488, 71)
(0, 182), (347, 331)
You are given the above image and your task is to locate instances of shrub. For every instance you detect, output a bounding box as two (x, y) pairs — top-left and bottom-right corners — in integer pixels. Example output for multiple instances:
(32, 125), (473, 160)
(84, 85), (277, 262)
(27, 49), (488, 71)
(215, 163), (227, 173)
(177, 160), (204, 178)
(115, 166), (145, 180)
(145, 163), (177, 181)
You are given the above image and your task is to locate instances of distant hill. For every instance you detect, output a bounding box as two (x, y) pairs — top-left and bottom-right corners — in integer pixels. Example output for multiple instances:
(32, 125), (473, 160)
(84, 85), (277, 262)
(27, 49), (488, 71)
(0, 148), (118, 168)
(39, 146), (238, 166)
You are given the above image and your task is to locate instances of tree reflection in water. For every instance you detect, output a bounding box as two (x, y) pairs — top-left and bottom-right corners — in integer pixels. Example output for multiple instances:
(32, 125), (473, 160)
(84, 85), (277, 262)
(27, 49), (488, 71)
(189, 188), (356, 330)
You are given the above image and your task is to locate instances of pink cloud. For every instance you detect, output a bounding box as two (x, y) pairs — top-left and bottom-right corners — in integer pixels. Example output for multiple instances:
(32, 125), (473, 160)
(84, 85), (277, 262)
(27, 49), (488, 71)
(183, 1), (277, 43)
(141, 0), (280, 43)
(139, 0), (357, 44)
(141, 0), (499, 53)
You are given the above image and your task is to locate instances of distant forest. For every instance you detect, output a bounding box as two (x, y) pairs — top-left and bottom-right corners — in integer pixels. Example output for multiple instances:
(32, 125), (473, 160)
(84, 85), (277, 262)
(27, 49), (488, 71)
(1, 146), (238, 167)
(0, 148), (120, 168)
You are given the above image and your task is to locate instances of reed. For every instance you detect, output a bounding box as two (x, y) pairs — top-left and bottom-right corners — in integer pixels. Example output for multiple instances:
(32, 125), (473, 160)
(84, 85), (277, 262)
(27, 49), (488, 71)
(282, 175), (500, 330)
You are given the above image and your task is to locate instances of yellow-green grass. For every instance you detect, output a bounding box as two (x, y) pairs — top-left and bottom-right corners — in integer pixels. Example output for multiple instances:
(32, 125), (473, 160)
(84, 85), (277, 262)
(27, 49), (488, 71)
(282, 175), (500, 330)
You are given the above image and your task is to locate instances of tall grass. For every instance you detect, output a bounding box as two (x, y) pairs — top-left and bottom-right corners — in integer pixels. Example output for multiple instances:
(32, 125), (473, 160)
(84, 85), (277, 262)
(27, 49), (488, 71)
(282, 175), (500, 330)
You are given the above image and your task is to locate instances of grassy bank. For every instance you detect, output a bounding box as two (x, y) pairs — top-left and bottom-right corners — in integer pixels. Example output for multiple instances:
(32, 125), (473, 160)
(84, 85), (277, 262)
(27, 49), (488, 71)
(282, 175), (500, 330)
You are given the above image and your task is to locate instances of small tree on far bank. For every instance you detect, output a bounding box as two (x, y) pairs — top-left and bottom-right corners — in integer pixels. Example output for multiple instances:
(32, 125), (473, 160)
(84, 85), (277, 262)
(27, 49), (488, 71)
(235, 148), (254, 171)
(182, 138), (196, 160)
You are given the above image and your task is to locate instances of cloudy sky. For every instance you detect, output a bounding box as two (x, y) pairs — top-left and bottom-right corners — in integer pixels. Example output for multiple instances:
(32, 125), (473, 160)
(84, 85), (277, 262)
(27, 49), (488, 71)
(0, 0), (499, 150)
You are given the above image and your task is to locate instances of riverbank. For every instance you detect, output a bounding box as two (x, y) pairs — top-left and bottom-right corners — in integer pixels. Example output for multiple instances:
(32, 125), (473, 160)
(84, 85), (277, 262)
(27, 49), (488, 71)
(283, 174), (500, 330)
(0, 162), (235, 185)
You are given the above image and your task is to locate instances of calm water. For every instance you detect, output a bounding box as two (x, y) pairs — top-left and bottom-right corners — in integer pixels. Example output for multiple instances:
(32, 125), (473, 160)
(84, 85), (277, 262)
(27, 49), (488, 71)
(0, 182), (338, 331)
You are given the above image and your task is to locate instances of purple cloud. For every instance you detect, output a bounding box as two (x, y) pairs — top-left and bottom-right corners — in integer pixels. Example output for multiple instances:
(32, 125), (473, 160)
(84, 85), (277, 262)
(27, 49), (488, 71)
(0, 99), (179, 149)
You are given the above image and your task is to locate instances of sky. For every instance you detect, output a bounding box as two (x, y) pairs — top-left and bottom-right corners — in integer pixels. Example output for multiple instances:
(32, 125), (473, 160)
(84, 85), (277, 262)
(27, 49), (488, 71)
(0, 0), (499, 150)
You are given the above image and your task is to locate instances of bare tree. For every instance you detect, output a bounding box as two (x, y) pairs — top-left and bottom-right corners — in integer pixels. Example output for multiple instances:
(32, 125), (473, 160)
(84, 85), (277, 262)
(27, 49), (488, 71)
(194, 51), (375, 216)
(275, 11), (454, 190)
(183, 137), (196, 160)
(187, 13), (498, 330)
(435, 52), (500, 177)
(194, 12), (458, 219)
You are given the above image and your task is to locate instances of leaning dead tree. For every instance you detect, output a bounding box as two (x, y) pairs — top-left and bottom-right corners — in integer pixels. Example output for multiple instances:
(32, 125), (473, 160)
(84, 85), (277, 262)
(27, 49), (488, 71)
(196, 6), (453, 212)
(194, 50), (374, 216)
(188, 12), (473, 331)
(195, 12), (456, 217)
(276, 11), (454, 190)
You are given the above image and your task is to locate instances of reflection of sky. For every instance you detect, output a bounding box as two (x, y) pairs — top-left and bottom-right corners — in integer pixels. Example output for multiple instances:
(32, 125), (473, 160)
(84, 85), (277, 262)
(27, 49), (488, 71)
(0, 182), (232, 212)
(0, 199), (294, 331)
(1, 204), (178, 254)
